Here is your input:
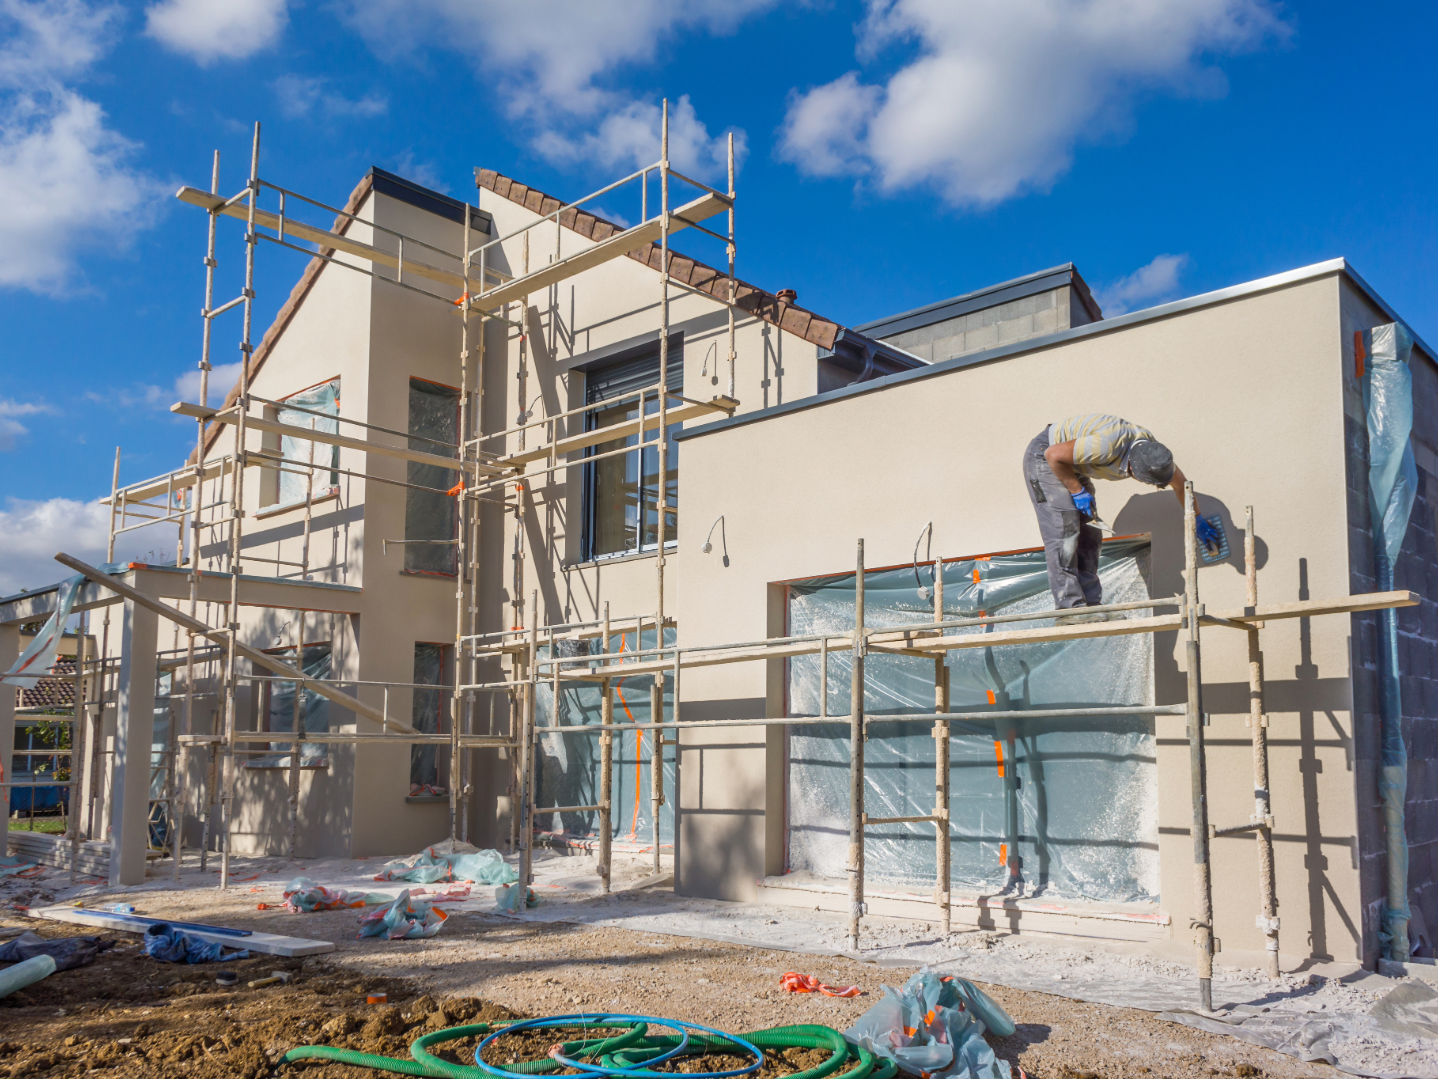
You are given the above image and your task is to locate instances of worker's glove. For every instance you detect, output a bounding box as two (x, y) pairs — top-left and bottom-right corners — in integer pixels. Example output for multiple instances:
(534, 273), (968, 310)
(1071, 490), (1096, 518)
(1196, 516), (1222, 556)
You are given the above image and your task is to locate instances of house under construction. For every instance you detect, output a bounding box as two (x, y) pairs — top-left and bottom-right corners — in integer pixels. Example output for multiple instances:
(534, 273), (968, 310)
(3, 108), (1435, 1007)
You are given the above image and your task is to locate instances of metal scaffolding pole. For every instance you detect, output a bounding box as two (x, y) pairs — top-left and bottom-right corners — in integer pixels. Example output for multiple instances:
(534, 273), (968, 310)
(847, 538), (866, 952)
(599, 602), (613, 892)
(933, 564), (951, 935)
(1184, 481), (1216, 1010)
(1245, 506), (1280, 976)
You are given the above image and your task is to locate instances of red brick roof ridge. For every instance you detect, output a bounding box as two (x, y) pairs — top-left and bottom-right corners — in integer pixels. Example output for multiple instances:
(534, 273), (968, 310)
(475, 167), (840, 351)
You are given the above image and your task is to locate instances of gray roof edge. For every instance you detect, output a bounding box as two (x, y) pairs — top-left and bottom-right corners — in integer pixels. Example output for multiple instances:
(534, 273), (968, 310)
(676, 258), (1428, 445)
(854, 263), (1079, 337)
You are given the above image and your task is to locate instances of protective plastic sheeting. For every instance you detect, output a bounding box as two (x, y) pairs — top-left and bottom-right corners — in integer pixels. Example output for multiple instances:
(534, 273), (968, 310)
(533, 626), (675, 848)
(786, 539), (1159, 904)
(277, 380), (339, 506)
(245, 645), (332, 769)
(1362, 321), (1419, 959)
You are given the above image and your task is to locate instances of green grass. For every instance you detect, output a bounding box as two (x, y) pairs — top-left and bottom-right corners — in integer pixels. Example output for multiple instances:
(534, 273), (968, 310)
(8, 817), (67, 834)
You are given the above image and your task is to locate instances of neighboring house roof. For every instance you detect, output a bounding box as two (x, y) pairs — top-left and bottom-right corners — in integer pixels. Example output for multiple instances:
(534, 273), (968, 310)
(16, 657), (76, 709)
(856, 263), (1102, 340)
(475, 168), (842, 351)
(677, 257), (1429, 443)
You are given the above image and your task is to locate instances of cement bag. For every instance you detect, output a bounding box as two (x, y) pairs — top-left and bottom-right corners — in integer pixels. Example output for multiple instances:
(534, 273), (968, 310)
(282, 877), (394, 912)
(356, 890), (447, 940)
(494, 884), (538, 912)
(450, 849), (517, 885)
(845, 966), (1013, 1079)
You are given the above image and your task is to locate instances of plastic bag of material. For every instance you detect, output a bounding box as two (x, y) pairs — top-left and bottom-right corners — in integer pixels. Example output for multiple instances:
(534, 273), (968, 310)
(494, 884), (538, 912)
(0, 931), (114, 972)
(374, 845), (517, 886)
(282, 877), (395, 913)
(142, 923), (251, 964)
(845, 967), (1013, 1079)
(356, 889), (447, 940)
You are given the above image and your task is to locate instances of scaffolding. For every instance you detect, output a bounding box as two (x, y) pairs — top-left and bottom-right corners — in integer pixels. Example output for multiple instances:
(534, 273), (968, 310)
(9, 100), (1417, 1013)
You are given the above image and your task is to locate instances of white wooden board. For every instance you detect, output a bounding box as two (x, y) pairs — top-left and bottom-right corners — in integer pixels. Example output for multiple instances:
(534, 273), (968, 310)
(29, 904), (335, 957)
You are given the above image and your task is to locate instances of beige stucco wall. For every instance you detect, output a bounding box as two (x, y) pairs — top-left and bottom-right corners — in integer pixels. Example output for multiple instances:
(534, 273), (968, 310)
(675, 272), (1368, 963)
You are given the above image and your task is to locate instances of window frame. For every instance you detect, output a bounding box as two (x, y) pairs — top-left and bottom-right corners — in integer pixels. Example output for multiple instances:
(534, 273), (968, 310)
(402, 376), (463, 578)
(580, 335), (683, 563)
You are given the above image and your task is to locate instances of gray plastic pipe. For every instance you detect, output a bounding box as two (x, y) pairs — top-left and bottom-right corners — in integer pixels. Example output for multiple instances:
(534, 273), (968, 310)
(0, 954), (57, 998)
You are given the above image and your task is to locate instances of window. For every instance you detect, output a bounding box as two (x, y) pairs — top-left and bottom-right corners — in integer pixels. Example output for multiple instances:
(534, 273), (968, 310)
(410, 642), (450, 797)
(582, 339), (682, 561)
(405, 378), (461, 576)
(262, 379), (340, 508)
(245, 643), (332, 769)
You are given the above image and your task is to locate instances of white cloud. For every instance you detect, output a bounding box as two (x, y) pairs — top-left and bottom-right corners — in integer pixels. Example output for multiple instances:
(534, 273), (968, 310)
(1095, 253), (1190, 315)
(389, 150), (447, 194)
(0, 496), (170, 595)
(145, 0), (288, 65)
(174, 361), (242, 404)
(532, 95), (744, 182)
(0, 398), (53, 450)
(778, 0), (1290, 206)
(340, 0), (768, 180)
(272, 74), (387, 120)
(0, 0), (167, 295)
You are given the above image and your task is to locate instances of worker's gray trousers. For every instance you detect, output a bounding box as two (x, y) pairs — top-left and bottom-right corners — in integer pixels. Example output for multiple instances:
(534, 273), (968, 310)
(1023, 430), (1102, 609)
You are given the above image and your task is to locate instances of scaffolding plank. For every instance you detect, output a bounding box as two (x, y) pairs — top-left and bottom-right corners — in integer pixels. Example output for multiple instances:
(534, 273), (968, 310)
(176, 187), (465, 291)
(102, 458), (236, 506)
(557, 590), (1418, 681)
(468, 191), (731, 313)
(171, 403), (505, 477)
(54, 552), (419, 736)
(499, 396), (738, 468)
(175, 187), (730, 312)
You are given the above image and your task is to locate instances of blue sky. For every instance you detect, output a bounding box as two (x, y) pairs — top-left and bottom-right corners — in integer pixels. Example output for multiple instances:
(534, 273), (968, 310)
(0, 0), (1434, 591)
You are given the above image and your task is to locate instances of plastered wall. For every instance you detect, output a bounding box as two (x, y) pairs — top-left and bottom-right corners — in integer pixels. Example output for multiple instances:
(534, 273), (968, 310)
(675, 273), (1375, 963)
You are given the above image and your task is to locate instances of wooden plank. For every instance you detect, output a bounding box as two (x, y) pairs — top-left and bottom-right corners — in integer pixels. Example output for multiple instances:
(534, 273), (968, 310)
(30, 905), (335, 957)
(499, 396), (738, 468)
(54, 553), (418, 736)
(175, 187), (730, 314)
(469, 192), (730, 313)
(171, 403), (505, 477)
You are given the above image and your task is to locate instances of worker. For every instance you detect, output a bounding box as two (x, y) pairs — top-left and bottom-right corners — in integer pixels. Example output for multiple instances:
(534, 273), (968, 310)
(1023, 414), (1220, 622)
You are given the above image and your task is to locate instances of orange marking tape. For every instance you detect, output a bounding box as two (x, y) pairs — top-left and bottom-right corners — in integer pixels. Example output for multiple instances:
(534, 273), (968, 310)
(993, 739), (1005, 777)
(780, 971), (861, 998)
(999, 843), (1008, 866)
(447, 480), (465, 496)
(986, 689), (996, 705)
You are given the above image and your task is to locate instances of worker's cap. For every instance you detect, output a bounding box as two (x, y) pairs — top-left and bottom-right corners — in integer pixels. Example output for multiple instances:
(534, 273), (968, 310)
(1128, 440), (1174, 486)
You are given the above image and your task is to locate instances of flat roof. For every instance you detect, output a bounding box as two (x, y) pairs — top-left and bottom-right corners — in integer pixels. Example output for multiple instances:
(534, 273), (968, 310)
(676, 258), (1430, 444)
(369, 167), (492, 233)
(855, 263), (1101, 339)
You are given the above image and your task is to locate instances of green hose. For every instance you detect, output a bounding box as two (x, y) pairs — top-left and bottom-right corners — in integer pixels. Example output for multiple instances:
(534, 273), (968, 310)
(281, 1017), (895, 1079)
(283, 1019), (646, 1077)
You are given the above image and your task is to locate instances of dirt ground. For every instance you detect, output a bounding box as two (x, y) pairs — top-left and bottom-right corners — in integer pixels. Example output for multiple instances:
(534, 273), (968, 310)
(0, 910), (1333, 1079)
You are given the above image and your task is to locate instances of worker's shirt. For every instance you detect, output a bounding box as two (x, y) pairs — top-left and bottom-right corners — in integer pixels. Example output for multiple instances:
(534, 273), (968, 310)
(1048, 414), (1157, 482)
